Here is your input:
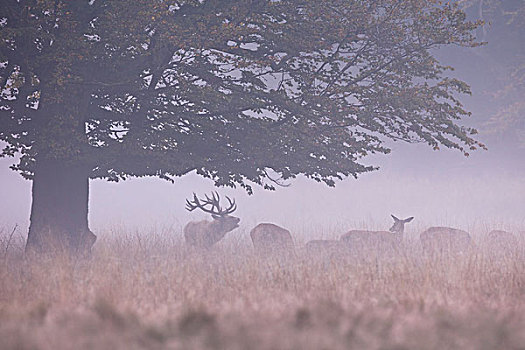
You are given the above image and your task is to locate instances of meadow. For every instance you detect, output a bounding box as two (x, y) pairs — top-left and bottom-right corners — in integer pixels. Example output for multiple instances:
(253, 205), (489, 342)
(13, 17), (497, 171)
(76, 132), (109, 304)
(1, 223), (525, 350)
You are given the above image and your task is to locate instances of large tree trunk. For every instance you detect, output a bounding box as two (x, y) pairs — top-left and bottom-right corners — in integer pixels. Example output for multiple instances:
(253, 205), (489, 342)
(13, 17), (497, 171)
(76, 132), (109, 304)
(26, 158), (96, 255)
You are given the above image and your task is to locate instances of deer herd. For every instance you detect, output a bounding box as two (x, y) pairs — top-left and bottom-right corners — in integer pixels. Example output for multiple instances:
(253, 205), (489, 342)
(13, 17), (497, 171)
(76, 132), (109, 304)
(183, 192), (520, 257)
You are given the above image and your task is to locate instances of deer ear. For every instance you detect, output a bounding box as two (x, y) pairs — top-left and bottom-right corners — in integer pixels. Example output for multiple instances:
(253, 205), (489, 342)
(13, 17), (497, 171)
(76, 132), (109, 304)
(212, 214), (220, 220)
(404, 217), (414, 223)
(391, 214), (400, 221)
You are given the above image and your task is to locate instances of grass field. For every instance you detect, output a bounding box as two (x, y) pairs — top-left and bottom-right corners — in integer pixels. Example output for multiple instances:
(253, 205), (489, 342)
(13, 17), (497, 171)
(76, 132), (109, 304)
(1, 224), (525, 350)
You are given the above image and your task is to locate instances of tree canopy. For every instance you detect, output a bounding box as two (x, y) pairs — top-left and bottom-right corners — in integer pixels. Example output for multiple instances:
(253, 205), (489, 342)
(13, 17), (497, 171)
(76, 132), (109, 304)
(1, 0), (484, 194)
(459, 0), (525, 146)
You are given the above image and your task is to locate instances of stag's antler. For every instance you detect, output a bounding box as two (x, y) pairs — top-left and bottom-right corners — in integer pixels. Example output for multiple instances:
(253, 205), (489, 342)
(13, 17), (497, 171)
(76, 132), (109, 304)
(185, 192), (236, 216)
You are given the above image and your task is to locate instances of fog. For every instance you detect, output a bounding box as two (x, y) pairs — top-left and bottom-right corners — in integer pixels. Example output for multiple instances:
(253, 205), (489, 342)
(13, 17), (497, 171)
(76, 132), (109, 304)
(1, 135), (523, 239)
(1, 2), (524, 240)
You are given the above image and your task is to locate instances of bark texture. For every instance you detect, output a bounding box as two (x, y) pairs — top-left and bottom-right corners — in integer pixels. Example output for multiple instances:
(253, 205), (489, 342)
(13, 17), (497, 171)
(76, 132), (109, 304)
(26, 158), (96, 255)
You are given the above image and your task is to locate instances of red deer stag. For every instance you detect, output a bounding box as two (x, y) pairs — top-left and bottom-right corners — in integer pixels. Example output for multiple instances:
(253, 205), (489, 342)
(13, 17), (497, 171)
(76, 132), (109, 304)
(250, 223), (294, 255)
(184, 192), (240, 249)
(340, 215), (414, 254)
(420, 226), (472, 255)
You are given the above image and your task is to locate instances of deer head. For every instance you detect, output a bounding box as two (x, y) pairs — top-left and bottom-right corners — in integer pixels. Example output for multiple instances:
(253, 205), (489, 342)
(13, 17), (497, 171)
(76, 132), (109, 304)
(185, 191), (240, 232)
(389, 215), (414, 235)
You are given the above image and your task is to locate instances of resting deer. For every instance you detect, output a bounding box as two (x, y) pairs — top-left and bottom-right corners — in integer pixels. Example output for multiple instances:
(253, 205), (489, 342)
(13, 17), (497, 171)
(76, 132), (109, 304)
(184, 192), (240, 249)
(420, 226), (472, 254)
(250, 223), (295, 255)
(340, 215), (414, 253)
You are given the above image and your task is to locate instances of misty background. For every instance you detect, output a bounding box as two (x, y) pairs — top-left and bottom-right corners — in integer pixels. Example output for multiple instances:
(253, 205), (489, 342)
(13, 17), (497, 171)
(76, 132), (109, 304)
(1, 3), (524, 239)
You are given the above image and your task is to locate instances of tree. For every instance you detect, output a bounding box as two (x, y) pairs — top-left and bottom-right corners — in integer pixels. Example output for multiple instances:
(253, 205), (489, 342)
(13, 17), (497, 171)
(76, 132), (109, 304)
(459, 0), (525, 146)
(0, 0), (484, 254)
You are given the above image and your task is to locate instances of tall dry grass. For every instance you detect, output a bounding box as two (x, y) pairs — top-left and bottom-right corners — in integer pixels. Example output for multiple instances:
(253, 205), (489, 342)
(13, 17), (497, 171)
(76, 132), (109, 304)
(1, 225), (525, 349)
